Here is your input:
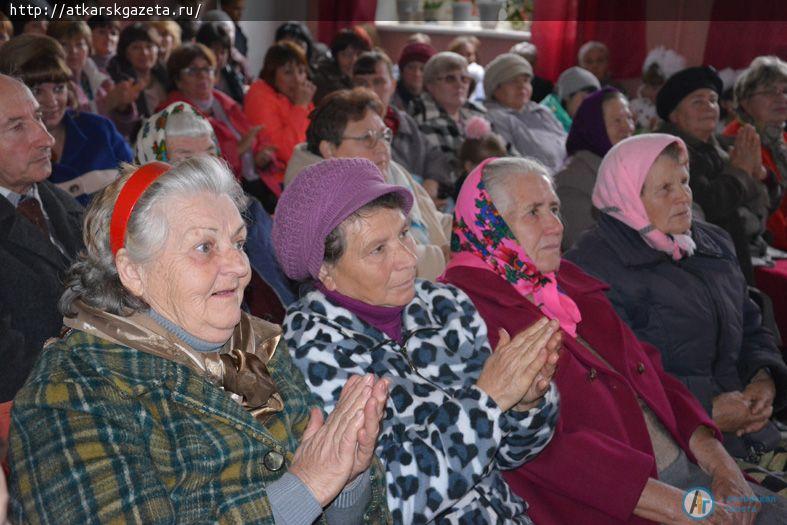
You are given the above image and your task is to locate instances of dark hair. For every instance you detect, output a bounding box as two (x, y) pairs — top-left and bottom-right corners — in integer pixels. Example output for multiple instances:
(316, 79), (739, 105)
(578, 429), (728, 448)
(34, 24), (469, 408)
(167, 43), (216, 90)
(0, 34), (72, 87)
(459, 135), (507, 170)
(196, 22), (232, 52)
(118, 23), (161, 61)
(330, 28), (371, 59)
(353, 50), (393, 78)
(323, 192), (407, 264)
(259, 41), (308, 85)
(306, 87), (384, 155)
(87, 15), (119, 32)
(275, 21), (314, 62)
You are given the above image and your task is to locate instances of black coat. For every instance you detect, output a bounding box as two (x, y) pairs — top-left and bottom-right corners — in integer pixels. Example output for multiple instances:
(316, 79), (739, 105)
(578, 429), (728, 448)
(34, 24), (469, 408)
(565, 214), (787, 417)
(0, 182), (84, 401)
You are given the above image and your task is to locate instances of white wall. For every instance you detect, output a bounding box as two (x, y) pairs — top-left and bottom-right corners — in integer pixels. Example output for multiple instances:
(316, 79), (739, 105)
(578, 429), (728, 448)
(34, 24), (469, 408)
(238, 0), (311, 78)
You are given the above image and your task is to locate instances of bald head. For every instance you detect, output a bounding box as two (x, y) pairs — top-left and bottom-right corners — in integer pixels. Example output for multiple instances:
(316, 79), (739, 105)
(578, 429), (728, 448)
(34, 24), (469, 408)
(0, 73), (55, 194)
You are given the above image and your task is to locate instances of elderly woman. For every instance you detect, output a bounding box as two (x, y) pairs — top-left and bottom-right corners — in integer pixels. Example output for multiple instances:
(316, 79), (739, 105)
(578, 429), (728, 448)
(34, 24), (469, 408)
(442, 154), (787, 523)
(285, 87), (452, 281)
(390, 42), (435, 113)
(0, 34), (132, 205)
(274, 157), (560, 523)
(724, 56), (787, 250)
(134, 102), (295, 323)
(411, 51), (489, 202)
(555, 87), (635, 250)
(541, 66), (601, 132)
(484, 53), (567, 174)
(8, 156), (390, 523)
(106, 23), (169, 140)
(244, 41), (315, 187)
(565, 134), (787, 494)
(658, 66), (775, 283)
(162, 43), (282, 211)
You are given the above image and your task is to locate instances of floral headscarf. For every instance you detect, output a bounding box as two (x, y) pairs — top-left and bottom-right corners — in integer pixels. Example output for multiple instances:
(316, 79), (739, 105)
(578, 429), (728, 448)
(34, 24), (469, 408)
(593, 133), (696, 260)
(440, 158), (582, 337)
(134, 102), (220, 163)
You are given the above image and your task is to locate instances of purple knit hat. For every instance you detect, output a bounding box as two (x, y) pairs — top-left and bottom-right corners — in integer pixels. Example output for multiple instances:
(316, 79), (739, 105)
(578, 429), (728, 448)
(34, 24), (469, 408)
(272, 158), (414, 281)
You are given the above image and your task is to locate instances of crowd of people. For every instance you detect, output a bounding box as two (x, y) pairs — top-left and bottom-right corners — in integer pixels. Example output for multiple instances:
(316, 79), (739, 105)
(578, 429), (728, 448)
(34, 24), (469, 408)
(1, 8), (787, 524)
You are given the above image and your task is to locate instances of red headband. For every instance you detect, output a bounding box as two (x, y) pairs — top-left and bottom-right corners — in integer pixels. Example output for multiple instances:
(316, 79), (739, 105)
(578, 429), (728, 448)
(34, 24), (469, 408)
(110, 162), (172, 256)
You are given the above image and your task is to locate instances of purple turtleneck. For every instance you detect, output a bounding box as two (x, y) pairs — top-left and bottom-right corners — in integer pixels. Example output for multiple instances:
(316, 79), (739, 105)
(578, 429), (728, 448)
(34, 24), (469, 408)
(317, 284), (405, 344)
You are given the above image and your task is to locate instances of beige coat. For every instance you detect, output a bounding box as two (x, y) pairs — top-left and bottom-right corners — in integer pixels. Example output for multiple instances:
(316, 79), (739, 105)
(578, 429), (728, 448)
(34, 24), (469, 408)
(284, 144), (452, 280)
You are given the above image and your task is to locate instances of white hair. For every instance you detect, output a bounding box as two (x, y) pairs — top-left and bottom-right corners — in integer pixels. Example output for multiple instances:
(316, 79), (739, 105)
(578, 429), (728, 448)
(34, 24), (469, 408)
(60, 155), (247, 316)
(165, 109), (215, 140)
(578, 41), (608, 63)
(483, 157), (551, 214)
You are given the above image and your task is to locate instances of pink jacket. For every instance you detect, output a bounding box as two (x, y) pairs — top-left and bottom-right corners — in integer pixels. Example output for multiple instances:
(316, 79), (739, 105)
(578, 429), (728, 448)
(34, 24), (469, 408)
(442, 261), (719, 525)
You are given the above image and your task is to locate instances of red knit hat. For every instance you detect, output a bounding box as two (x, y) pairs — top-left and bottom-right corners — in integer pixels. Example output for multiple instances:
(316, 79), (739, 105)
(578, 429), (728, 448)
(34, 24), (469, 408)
(398, 42), (437, 69)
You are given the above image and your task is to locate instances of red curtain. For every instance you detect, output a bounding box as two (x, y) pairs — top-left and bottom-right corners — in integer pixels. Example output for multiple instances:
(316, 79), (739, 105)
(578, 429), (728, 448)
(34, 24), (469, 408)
(317, 0), (378, 44)
(531, 0), (647, 82)
(703, 2), (787, 69)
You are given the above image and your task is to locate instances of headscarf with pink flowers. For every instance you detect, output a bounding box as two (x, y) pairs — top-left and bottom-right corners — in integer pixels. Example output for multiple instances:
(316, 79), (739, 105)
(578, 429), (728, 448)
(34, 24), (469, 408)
(440, 158), (582, 337)
(593, 133), (696, 260)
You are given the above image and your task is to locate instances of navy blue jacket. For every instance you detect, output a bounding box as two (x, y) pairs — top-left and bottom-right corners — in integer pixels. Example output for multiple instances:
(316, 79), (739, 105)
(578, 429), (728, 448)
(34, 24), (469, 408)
(50, 110), (132, 205)
(565, 214), (787, 416)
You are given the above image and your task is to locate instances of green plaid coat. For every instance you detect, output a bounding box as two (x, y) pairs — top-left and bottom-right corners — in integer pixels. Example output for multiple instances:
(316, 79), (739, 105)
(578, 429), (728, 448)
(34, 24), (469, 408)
(8, 328), (390, 524)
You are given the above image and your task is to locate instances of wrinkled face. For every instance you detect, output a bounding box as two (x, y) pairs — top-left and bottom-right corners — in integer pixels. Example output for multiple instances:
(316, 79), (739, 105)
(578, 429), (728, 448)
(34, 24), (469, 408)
(400, 61), (425, 95)
(92, 26), (119, 57)
(669, 88), (719, 141)
(427, 66), (470, 114)
(60, 37), (89, 75)
(176, 56), (215, 102)
(0, 79), (55, 194)
(327, 109), (391, 173)
(603, 95), (635, 146)
(126, 39), (158, 73)
(167, 134), (215, 163)
(496, 172), (564, 273)
(31, 82), (69, 130)
(336, 46), (361, 77)
(493, 73), (532, 111)
(741, 80), (787, 127)
(641, 153), (693, 235)
(581, 47), (609, 81)
(273, 60), (308, 104)
(353, 61), (395, 108)
(320, 207), (417, 307)
(131, 192), (251, 343)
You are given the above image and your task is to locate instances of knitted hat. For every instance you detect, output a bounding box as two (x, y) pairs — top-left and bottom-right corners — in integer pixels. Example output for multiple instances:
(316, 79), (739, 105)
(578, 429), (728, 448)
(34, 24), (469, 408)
(483, 53), (534, 98)
(272, 158), (414, 281)
(398, 42), (437, 69)
(656, 66), (722, 120)
(556, 66), (601, 101)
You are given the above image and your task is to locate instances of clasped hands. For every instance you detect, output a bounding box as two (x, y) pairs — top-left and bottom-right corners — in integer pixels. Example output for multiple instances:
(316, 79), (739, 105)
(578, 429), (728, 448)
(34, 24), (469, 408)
(477, 317), (562, 412)
(712, 369), (776, 436)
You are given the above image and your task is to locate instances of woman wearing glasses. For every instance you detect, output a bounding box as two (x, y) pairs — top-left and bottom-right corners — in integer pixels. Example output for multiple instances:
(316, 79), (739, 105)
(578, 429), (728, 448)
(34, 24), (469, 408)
(162, 43), (282, 212)
(483, 53), (568, 175)
(284, 87), (452, 281)
(411, 51), (489, 205)
(723, 56), (787, 250)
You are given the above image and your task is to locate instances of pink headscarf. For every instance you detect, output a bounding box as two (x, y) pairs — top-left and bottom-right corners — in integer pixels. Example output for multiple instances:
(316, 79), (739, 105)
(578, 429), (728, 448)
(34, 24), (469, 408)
(439, 158), (582, 337)
(592, 134), (696, 260)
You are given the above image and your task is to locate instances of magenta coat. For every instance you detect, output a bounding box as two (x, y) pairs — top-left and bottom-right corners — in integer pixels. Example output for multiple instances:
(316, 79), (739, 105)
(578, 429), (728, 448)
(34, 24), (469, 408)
(442, 260), (720, 525)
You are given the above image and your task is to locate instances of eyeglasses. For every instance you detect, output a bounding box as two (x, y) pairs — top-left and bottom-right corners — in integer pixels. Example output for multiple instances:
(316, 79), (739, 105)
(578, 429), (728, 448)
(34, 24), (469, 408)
(341, 127), (393, 149)
(182, 66), (215, 78)
(435, 73), (472, 85)
(750, 86), (787, 99)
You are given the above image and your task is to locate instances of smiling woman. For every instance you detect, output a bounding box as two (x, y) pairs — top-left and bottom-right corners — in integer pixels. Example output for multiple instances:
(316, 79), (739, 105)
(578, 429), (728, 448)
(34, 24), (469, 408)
(0, 33), (132, 205)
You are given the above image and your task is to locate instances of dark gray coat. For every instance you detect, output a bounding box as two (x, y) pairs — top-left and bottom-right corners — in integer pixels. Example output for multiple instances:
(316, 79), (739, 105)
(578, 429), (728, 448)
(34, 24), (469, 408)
(565, 214), (787, 417)
(0, 181), (84, 401)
